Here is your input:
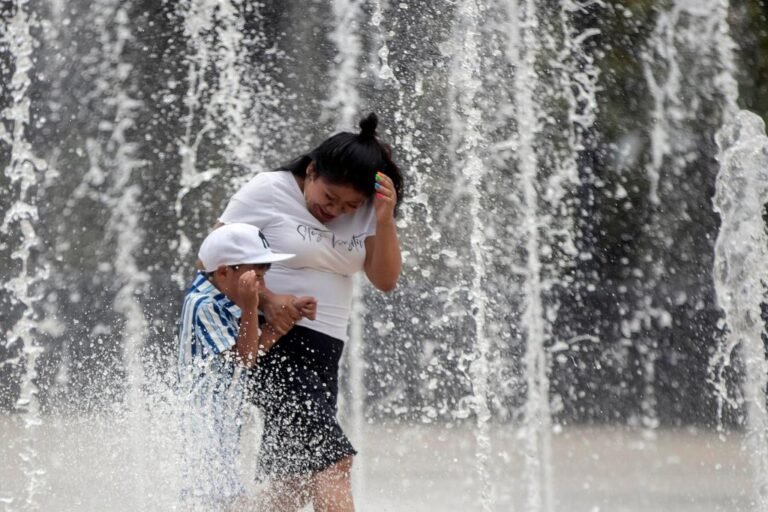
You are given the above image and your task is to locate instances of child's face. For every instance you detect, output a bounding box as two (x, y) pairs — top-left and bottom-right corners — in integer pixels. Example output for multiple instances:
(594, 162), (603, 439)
(217, 264), (269, 304)
(231, 263), (268, 285)
(232, 264), (269, 281)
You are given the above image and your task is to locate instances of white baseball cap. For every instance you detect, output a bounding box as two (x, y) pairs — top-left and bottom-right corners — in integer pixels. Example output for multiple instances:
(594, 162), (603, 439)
(198, 223), (294, 272)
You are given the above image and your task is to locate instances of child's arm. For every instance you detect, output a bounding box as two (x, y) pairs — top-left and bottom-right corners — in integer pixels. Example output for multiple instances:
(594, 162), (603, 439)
(231, 271), (291, 367)
(231, 271), (263, 367)
(256, 322), (283, 355)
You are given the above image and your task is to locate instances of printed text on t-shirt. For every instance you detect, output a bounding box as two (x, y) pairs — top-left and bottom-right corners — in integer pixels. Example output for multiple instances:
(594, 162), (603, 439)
(296, 224), (366, 252)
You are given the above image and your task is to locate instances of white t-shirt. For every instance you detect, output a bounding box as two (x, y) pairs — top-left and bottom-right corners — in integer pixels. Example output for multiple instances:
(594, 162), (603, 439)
(219, 170), (377, 341)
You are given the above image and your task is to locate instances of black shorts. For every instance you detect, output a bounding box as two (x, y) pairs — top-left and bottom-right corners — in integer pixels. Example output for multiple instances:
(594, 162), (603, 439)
(250, 325), (356, 477)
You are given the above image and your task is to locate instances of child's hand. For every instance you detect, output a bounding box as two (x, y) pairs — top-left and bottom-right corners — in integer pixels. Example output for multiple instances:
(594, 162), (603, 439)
(294, 296), (318, 320)
(239, 270), (261, 312)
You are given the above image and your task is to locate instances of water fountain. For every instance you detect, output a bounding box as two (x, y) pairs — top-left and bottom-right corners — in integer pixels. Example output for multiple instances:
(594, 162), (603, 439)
(2, 1), (49, 508)
(0, 0), (765, 510)
(713, 110), (768, 510)
(447, 2), (494, 509)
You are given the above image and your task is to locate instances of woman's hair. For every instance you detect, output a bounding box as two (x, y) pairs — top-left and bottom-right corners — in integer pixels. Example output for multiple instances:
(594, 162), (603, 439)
(281, 113), (404, 215)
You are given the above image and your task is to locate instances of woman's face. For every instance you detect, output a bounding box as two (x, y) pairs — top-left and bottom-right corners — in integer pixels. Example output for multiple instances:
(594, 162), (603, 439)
(304, 165), (367, 224)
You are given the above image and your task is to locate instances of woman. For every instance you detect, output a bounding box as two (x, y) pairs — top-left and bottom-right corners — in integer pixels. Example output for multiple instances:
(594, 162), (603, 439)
(218, 112), (403, 511)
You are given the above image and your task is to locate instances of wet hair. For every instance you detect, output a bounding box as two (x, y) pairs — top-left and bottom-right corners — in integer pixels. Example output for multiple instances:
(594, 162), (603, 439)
(280, 113), (404, 215)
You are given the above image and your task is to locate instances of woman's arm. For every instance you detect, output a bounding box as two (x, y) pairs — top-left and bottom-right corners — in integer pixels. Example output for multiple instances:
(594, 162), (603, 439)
(364, 172), (402, 292)
(254, 295), (320, 355)
(259, 290), (317, 332)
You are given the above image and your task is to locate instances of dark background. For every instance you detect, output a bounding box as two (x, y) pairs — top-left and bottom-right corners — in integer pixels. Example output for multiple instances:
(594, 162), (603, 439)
(2, 0), (768, 429)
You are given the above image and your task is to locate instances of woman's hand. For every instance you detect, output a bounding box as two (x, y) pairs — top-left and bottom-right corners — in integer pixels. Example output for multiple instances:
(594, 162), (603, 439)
(364, 171), (402, 292)
(261, 293), (317, 333)
(373, 171), (397, 225)
(293, 296), (318, 320)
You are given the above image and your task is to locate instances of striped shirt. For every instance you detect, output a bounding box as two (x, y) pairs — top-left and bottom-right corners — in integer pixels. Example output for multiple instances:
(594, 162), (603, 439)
(178, 272), (243, 367)
(176, 271), (248, 505)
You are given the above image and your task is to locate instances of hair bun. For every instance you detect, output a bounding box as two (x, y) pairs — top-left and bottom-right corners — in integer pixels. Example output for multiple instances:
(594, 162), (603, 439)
(359, 112), (378, 140)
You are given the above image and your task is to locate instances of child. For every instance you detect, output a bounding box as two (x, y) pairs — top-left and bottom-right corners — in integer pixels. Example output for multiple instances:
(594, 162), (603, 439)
(176, 222), (315, 509)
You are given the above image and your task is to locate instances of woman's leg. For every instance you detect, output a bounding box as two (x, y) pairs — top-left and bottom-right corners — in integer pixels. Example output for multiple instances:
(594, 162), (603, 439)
(253, 476), (312, 512)
(310, 455), (355, 512)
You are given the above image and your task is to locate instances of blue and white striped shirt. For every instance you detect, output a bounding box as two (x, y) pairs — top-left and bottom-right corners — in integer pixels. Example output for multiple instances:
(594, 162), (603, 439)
(176, 271), (248, 505)
(178, 271), (243, 366)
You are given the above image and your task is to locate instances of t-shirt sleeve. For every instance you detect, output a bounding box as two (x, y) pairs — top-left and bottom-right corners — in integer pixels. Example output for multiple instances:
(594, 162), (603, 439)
(194, 300), (238, 355)
(219, 172), (275, 229)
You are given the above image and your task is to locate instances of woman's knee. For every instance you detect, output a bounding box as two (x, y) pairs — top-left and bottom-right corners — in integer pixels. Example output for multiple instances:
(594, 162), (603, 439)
(310, 456), (355, 510)
(315, 455), (354, 483)
(331, 455), (353, 474)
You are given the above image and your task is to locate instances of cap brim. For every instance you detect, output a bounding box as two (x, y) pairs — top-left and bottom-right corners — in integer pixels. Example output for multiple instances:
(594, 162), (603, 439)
(244, 252), (295, 264)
